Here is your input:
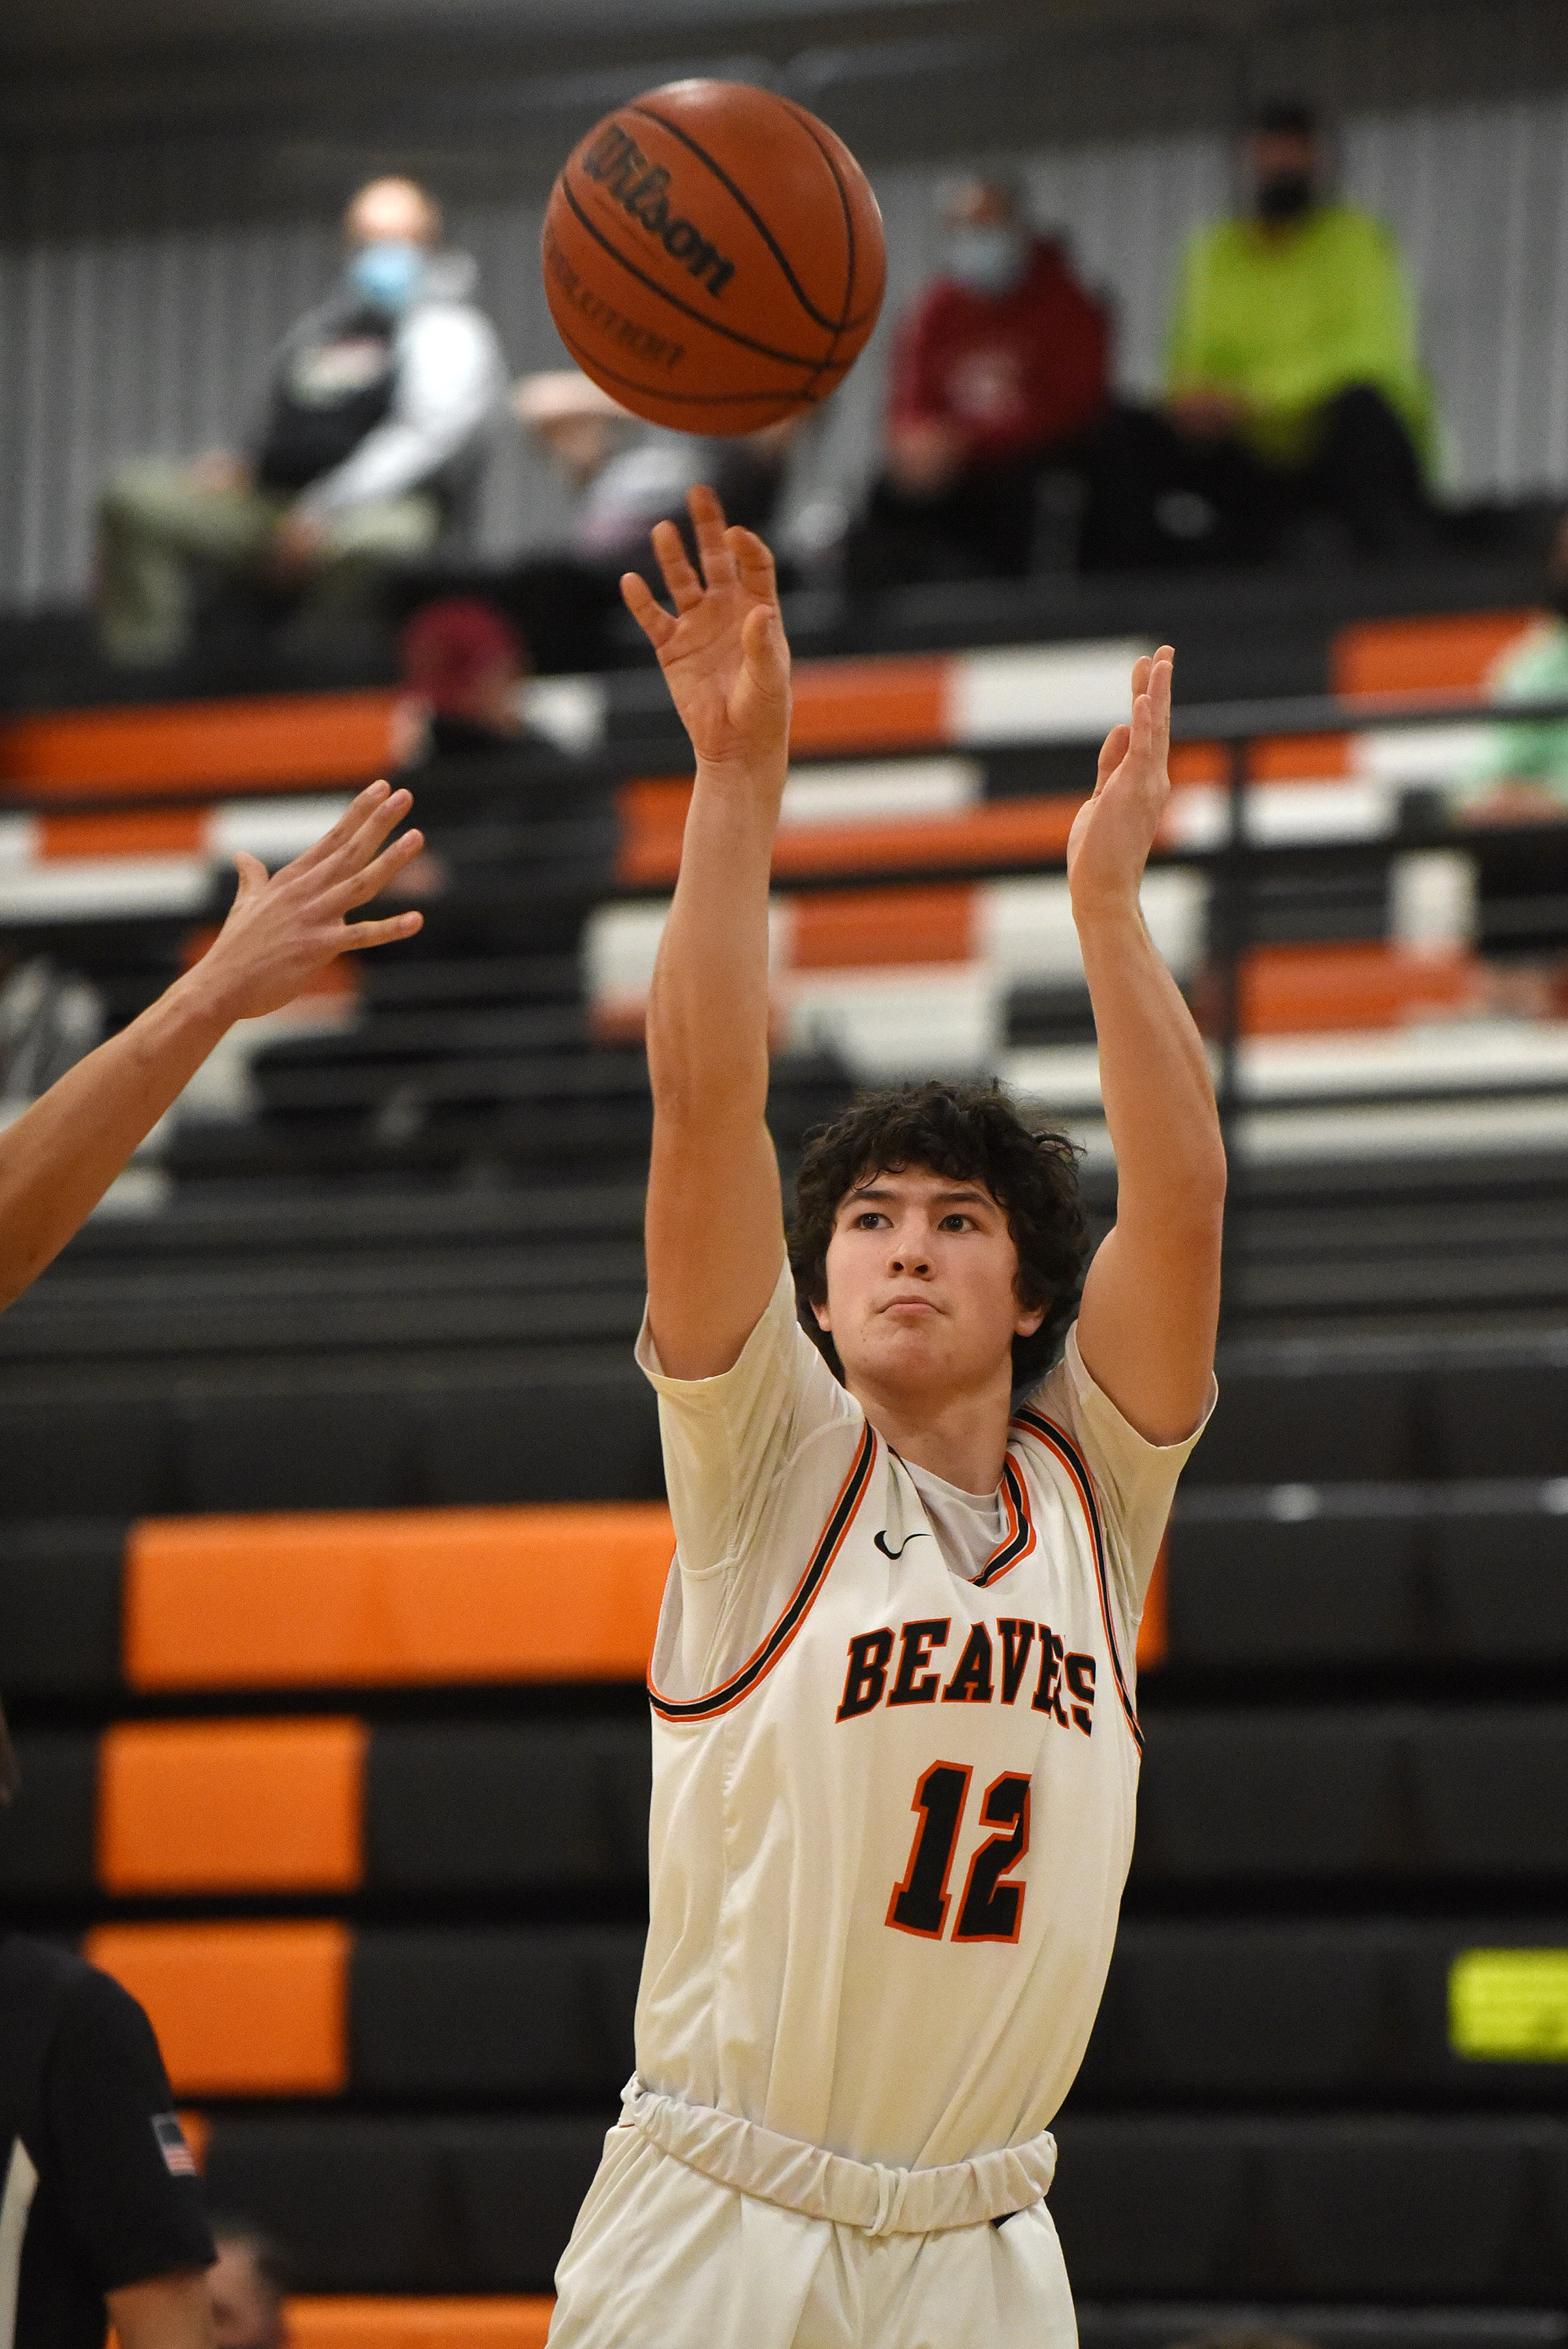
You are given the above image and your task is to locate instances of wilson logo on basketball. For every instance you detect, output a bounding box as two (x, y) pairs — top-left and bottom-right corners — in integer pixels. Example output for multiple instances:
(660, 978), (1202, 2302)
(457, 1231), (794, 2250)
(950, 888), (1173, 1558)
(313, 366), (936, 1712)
(580, 122), (737, 298)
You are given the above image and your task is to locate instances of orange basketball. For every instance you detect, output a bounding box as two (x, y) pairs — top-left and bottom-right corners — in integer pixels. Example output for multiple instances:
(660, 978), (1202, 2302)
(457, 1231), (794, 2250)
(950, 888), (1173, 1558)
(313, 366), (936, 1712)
(542, 78), (886, 435)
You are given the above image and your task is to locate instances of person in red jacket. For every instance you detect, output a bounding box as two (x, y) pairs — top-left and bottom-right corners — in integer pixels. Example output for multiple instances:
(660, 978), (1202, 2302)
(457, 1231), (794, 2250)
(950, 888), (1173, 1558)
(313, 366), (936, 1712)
(848, 176), (1112, 587)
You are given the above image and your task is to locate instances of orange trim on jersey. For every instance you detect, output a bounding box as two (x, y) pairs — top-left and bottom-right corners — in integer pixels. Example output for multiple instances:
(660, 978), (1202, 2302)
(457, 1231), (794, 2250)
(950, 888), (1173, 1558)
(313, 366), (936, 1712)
(1009, 1407), (1141, 1753)
(648, 1424), (878, 1723)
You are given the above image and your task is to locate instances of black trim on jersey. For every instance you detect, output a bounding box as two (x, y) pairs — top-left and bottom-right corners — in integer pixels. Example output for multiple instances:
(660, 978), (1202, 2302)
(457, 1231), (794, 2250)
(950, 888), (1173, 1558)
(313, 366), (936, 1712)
(649, 1423), (878, 1723)
(1011, 1405), (1142, 1752)
(973, 1460), (1035, 1587)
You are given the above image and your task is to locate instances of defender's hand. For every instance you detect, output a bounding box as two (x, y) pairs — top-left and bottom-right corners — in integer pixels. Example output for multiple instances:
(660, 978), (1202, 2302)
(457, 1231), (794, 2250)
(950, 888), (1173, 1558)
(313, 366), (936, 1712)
(621, 485), (791, 780)
(1068, 645), (1174, 921)
(188, 780), (425, 1023)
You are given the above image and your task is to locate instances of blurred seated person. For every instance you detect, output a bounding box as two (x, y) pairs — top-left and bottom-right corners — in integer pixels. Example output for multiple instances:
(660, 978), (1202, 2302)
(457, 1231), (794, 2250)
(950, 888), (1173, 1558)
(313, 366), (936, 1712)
(1451, 598), (1568, 1017)
(1149, 102), (1439, 563)
(847, 174), (1112, 587)
(492, 371), (799, 671)
(394, 596), (533, 762)
(206, 2220), (288, 2349)
(97, 177), (506, 665)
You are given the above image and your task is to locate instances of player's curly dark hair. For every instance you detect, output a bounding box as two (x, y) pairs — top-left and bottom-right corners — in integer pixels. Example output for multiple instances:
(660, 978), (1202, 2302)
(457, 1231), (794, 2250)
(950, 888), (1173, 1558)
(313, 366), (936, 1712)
(789, 1080), (1088, 1394)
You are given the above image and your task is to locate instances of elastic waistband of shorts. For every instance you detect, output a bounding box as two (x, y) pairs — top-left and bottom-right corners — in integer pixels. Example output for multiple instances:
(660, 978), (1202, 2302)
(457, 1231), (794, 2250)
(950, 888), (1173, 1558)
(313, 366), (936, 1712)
(619, 2074), (1056, 2236)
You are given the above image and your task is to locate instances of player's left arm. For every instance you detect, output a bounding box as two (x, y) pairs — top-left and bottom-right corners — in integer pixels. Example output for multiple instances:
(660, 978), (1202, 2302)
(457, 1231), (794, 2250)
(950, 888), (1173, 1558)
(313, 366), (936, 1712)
(0, 782), (423, 1313)
(1069, 646), (1225, 1444)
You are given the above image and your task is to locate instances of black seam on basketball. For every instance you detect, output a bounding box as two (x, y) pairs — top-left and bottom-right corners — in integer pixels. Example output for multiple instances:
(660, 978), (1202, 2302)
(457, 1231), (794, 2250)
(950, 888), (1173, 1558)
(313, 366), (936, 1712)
(553, 317), (837, 410)
(559, 175), (835, 369)
(773, 98), (855, 403)
(626, 100), (850, 337)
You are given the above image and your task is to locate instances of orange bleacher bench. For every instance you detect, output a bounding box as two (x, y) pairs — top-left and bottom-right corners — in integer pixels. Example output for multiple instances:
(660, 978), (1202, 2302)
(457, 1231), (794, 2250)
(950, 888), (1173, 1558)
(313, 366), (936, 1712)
(0, 690), (402, 800)
(288, 2303), (555, 2348)
(1331, 610), (1540, 699)
(87, 1920), (350, 2095)
(122, 1503), (674, 1691)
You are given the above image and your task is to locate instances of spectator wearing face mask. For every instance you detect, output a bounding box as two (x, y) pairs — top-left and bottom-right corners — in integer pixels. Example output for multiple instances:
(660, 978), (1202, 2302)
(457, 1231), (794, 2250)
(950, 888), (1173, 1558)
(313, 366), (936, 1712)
(847, 174), (1113, 587)
(97, 176), (506, 665)
(1154, 100), (1439, 561)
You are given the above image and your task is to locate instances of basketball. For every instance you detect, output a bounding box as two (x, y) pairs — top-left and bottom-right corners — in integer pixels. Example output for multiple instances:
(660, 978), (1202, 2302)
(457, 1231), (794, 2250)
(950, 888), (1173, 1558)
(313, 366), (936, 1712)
(542, 78), (887, 435)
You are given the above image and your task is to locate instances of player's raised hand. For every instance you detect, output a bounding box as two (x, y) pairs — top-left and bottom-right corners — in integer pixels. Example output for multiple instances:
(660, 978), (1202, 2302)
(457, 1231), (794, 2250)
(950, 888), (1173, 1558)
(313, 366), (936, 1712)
(621, 484), (792, 778)
(1067, 646), (1174, 921)
(190, 780), (425, 1023)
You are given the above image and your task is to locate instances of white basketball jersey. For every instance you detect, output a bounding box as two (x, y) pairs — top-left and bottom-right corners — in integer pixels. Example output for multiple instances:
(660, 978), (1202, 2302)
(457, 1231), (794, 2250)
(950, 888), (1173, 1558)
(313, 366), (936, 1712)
(634, 1270), (1207, 2175)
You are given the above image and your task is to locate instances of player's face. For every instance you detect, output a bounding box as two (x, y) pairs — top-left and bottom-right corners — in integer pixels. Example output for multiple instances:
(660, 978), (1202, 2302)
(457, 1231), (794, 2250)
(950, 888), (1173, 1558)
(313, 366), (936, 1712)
(815, 1166), (1045, 1405)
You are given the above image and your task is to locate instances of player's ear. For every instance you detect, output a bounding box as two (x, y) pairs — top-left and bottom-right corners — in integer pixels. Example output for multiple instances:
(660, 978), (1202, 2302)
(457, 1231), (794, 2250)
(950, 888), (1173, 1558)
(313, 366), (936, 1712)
(811, 1298), (832, 1332)
(1013, 1298), (1048, 1338)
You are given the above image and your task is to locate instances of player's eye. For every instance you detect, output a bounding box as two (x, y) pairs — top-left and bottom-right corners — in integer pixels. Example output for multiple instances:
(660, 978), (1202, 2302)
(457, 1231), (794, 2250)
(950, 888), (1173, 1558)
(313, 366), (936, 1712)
(855, 1210), (889, 1229)
(939, 1213), (972, 1231)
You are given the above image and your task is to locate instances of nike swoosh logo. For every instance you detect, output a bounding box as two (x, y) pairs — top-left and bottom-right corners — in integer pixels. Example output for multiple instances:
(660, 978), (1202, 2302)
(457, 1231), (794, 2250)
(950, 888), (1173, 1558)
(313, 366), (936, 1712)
(874, 1529), (930, 1559)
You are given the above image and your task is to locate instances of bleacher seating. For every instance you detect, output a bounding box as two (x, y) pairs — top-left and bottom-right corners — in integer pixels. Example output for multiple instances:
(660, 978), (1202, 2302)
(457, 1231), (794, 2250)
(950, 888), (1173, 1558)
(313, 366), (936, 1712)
(3, 579), (1567, 2348)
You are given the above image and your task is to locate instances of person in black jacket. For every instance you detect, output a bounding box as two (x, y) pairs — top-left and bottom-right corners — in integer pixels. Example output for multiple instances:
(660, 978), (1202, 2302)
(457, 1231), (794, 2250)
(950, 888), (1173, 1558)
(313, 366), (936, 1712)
(0, 1706), (215, 2348)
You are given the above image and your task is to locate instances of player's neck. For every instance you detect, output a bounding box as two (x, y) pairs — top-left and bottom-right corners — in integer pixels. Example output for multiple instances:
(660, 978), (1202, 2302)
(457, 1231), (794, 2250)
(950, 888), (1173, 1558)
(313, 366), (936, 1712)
(848, 1369), (1014, 1497)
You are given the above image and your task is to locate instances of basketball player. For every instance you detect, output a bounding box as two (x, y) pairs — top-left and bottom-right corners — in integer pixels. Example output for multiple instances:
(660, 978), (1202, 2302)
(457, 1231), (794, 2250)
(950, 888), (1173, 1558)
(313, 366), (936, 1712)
(547, 487), (1224, 2347)
(0, 781), (421, 1313)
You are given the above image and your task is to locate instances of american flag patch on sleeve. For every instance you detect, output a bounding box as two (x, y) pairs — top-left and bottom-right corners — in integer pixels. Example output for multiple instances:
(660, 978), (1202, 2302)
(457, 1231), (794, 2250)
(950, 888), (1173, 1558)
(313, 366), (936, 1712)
(151, 2114), (198, 2177)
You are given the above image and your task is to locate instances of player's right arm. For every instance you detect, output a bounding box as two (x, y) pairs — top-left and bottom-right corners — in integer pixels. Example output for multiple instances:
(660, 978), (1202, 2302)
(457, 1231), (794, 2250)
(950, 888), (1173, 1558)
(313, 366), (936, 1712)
(622, 484), (792, 1379)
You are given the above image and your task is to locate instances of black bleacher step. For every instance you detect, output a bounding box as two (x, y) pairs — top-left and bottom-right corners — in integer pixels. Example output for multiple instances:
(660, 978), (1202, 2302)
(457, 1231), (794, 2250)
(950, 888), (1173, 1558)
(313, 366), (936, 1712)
(367, 1721), (651, 1895)
(0, 1519), (125, 1695)
(44, 1178), (648, 1270)
(361, 953), (583, 1011)
(1081, 1920), (1568, 2103)
(1134, 1705), (1568, 1882)
(1004, 981), (1098, 1047)
(256, 1004), (592, 1067)
(198, 2110), (1568, 2298)
(350, 1927), (640, 2099)
(0, 1282), (647, 1364)
(253, 1043), (654, 1115)
(1168, 1489), (1568, 1667)
(0, 1733), (96, 1891)
(1232, 1246), (1568, 1323)
(0, 1355), (663, 1516)
(1077, 2308), (1567, 2349)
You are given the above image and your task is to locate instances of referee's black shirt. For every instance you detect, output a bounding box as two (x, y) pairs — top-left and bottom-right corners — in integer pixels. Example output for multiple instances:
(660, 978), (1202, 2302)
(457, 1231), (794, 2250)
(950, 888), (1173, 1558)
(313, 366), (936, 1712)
(0, 1935), (215, 2348)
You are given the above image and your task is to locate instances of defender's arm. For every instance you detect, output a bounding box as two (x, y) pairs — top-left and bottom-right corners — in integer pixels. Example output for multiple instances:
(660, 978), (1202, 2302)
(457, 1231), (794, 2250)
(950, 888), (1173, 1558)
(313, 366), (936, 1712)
(623, 486), (793, 1379)
(1071, 648), (1225, 1443)
(0, 782), (423, 1312)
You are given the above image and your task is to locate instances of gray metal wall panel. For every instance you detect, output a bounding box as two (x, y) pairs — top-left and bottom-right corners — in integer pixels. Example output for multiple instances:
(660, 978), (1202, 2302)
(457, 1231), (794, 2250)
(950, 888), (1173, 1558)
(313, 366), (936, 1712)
(1, 94), (1564, 607)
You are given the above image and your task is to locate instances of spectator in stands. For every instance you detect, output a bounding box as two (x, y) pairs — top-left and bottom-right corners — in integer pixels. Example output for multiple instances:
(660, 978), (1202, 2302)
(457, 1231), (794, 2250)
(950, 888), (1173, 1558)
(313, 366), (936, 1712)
(395, 597), (532, 760)
(0, 1702), (217, 2346)
(846, 174), (1113, 587)
(1150, 101), (1439, 562)
(206, 2219), (289, 2349)
(484, 371), (798, 672)
(0, 784), (422, 1313)
(1453, 597), (1568, 1017)
(97, 177), (506, 666)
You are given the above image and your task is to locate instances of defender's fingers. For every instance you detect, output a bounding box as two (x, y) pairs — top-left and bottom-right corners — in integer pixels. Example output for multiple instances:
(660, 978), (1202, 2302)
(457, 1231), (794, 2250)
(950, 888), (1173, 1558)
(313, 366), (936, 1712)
(650, 518), (703, 611)
(231, 849), (269, 896)
(291, 778), (394, 872)
(1129, 653), (1153, 705)
(688, 484), (737, 588)
(730, 527), (780, 607)
(740, 602), (791, 704)
(620, 570), (676, 649)
(334, 829), (427, 910)
(339, 909), (425, 951)
(331, 784), (416, 873)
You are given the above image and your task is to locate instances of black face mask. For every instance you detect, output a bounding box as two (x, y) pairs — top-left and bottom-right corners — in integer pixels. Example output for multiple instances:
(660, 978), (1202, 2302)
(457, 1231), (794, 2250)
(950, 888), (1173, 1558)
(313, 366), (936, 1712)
(1256, 170), (1315, 224)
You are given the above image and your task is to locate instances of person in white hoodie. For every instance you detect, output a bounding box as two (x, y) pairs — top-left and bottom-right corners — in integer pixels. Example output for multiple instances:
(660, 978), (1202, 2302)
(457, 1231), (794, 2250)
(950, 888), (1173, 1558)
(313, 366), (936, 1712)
(97, 177), (506, 664)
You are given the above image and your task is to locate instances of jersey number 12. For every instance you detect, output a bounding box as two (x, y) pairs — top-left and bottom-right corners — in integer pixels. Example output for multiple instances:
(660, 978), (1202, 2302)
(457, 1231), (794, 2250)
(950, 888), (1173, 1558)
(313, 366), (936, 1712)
(886, 1760), (1030, 1944)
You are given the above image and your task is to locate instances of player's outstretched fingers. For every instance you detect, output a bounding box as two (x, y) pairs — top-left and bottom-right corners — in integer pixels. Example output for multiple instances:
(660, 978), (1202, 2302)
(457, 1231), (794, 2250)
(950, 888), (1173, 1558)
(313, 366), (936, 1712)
(649, 517), (703, 613)
(1095, 723), (1130, 791)
(730, 527), (779, 608)
(688, 484), (737, 587)
(621, 570), (675, 649)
